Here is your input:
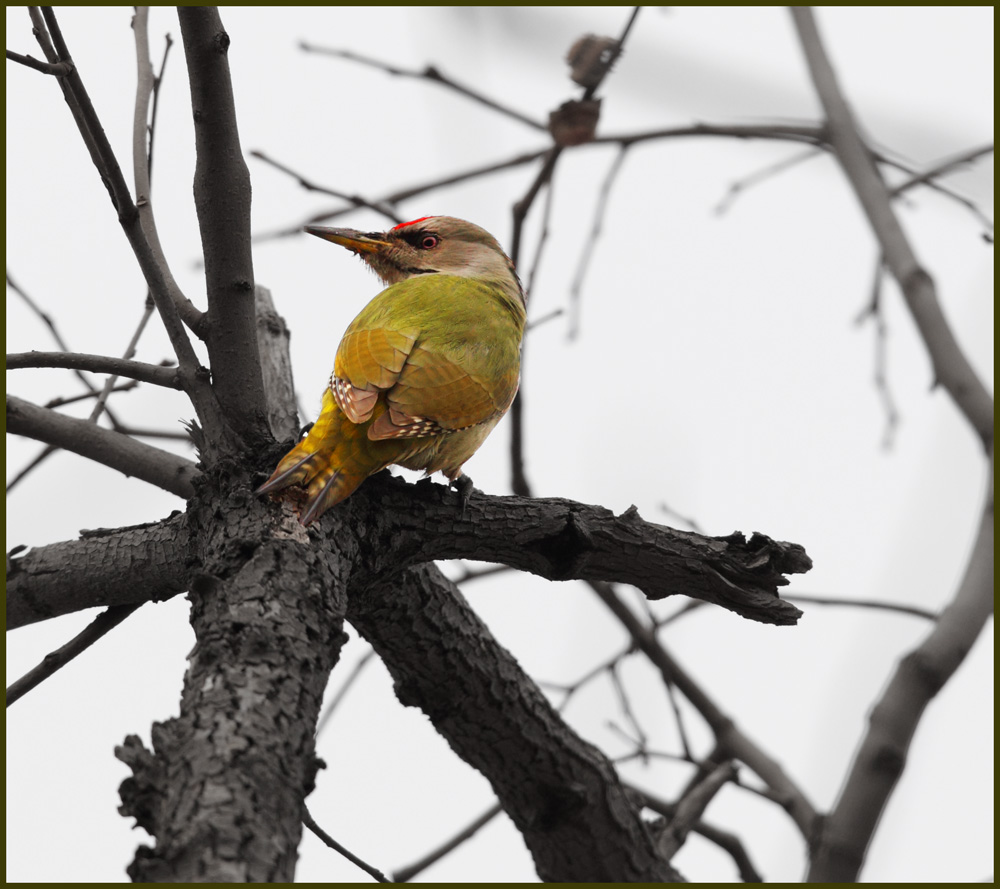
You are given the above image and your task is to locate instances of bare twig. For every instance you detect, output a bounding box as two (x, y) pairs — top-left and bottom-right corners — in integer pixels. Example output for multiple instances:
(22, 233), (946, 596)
(300, 43), (547, 132)
(315, 648), (376, 736)
(132, 9), (205, 337)
(7, 352), (181, 388)
(5, 47), (73, 76)
(6, 604), (142, 706)
(888, 143), (994, 233)
(658, 501), (705, 535)
(854, 258), (901, 448)
(790, 7), (993, 450)
(588, 579), (818, 839)
(302, 805), (389, 883)
(785, 592), (936, 621)
(635, 784), (764, 882)
(392, 803), (503, 882)
(567, 146), (628, 339)
(658, 761), (738, 860)
(249, 151), (401, 222)
(252, 148), (549, 242)
(6, 394), (199, 499)
(146, 31), (174, 184)
(32, 8), (226, 452)
(714, 146), (824, 215)
(525, 307), (565, 332)
(45, 381), (139, 409)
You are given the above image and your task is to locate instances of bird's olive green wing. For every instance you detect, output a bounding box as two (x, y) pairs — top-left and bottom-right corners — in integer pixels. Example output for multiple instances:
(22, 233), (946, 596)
(332, 327), (417, 423)
(331, 275), (521, 439)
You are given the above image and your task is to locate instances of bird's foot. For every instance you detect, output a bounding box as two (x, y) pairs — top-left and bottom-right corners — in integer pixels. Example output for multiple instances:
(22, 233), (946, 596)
(450, 474), (474, 517)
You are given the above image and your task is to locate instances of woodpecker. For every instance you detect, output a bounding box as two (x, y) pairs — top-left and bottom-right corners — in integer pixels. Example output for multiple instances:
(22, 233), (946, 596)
(257, 216), (526, 525)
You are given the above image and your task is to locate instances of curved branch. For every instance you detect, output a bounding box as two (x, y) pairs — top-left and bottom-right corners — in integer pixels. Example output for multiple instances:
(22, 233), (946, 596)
(790, 7), (994, 449)
(32, 9), (232, 455)
(7, 351), (180, 388)
(348, 562), (681, 882)
(7, 603), (142, 704)
(807, 451), (995, 881)
(6, 512), (191, 629)
(340, 474), (809, 625)
(131, 7), (205, 337)
(6, 394), (199, 500)
(587, 579), (819, 840)
(178, 8), (270, 446)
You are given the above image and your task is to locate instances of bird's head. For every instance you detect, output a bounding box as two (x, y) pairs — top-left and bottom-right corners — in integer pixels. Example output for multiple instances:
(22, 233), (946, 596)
(305, 216), (524, 305)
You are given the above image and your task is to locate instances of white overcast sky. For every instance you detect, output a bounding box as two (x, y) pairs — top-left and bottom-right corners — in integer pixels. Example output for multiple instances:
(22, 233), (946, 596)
(6, 6), (994, 883)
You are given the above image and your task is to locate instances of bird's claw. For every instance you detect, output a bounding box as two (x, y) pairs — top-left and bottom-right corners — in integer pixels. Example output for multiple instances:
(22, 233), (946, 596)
(451, 474), (474, 518)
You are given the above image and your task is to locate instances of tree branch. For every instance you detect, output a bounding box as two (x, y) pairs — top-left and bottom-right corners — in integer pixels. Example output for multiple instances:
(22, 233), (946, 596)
(347, 562), (682, 882)
(299, 43), (548, 132)
(6, 394), (199, 502)
(254, 286), (300, 441)
(807, 450), (995, 881)
(7, 603), (142, 704)
(7, 351), (180, 388)
(132, 8), (206, 337)
(790, 7), (994, 450)
(340, 474), (809, 625)
(32, 8), (230, 453)
(588, 579), (819, 840)
(6, 512), (191, 629)
(177, 8), (270, 446)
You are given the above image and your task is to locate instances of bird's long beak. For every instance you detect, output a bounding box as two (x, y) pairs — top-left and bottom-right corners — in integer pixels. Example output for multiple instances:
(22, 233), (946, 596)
(304, 225), (389, 255)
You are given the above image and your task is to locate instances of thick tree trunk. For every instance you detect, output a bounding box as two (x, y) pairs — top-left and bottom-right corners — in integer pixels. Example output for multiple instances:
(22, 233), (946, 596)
(117, 472), (351, 881)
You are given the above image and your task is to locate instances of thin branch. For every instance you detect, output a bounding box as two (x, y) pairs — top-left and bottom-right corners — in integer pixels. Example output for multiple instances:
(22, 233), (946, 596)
(609, 661), (648, 753)
(567, 145), (628, 339)
(250, 150), (401, 223)
(586, 578), (818, 839)
(45, 381), (139, 409)
(5, 47), (73, 76)
(6, 445), (57, 494)
(302, 805), (389, 883)
(6, 394), (199, 499)
(251, 148), (549, 242)
(888, 142), (994, 233)
(714, 146), (824, 215)
(807, 451), (995, 881)
(132, 8), (205, 336)
(784, 592), (937, 621)
(299, 43), (547, 132)
(657, 761), (738, 860)
(7, 351), (181, 388)
(6, 604), (142, 706)
(32, 8), (227, 452)
(790, 7), (994, 450)
(393, 803), (503, 882)
(634, 784), (765, 882)
(658, 501), (706, 535)
(146, 31), (174, 184)
(854, 258), (901, 448)
(525, 307), (565, 332)
(178, 7), (270, 447)
(315, 648), (376, 736)
(890, 142), (993, 196)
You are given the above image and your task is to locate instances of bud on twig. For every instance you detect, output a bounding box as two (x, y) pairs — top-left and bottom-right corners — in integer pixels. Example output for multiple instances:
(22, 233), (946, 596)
(548, 98), (602, 146)
(566, 34), (620, 88)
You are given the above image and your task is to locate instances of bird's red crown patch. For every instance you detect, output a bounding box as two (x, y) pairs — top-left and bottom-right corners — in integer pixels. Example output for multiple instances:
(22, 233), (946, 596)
(392, 216), (433, 231)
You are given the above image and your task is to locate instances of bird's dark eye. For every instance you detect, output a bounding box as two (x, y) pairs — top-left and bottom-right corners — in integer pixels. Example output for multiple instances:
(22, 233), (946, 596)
(419, 234), (439, 250)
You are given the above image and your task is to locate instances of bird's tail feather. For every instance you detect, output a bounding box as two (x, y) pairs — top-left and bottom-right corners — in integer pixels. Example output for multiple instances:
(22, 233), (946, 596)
(256, 390), (379, 524)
